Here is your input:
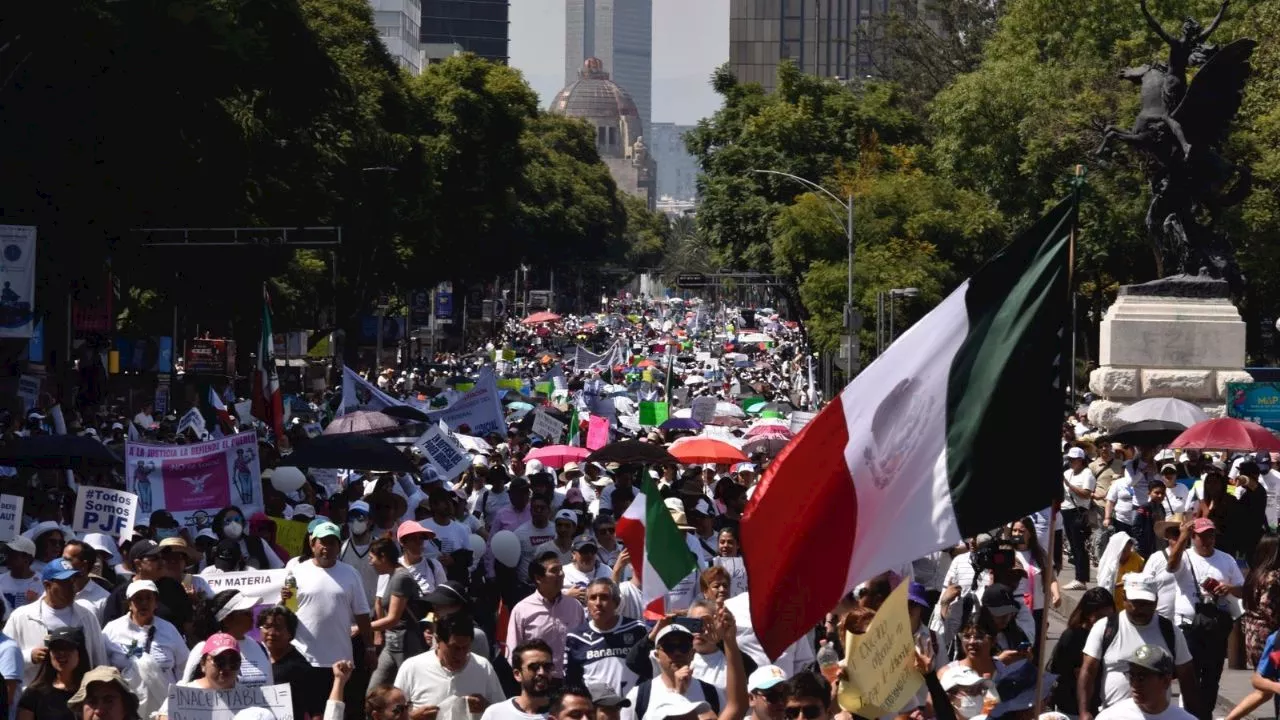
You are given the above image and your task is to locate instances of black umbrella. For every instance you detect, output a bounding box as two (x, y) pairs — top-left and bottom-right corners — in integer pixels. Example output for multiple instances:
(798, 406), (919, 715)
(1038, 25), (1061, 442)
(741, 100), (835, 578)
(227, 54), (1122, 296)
(1100, 419), (1186, 447)
(381, 405), (431, 423)
(587, 440), (677, 465)
(0, 434), (122, 469)
(284, 433), (417, 473)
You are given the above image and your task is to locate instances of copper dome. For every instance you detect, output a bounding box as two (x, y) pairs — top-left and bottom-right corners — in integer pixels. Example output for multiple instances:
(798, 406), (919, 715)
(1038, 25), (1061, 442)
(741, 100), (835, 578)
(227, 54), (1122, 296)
(550, 58), (642, 130)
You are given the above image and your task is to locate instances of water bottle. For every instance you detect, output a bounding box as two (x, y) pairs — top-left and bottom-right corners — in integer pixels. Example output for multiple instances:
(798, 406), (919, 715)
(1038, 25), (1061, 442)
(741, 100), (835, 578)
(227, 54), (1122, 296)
(817, 641), (841, 684)
(283, 570), (299, 612)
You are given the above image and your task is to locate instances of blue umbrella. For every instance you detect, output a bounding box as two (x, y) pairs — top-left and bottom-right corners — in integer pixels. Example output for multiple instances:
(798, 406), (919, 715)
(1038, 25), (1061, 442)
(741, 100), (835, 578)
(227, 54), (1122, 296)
(660, 417), (704, 432)
(506, 401), (535, 412)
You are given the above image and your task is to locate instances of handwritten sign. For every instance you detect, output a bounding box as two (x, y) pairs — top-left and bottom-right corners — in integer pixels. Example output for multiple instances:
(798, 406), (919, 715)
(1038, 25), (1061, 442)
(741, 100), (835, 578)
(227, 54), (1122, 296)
(71, 487), (138, 538)
(0, 495), (23, 542)
(531, 410), (566, 441)
(837, 581), (922, 716)
(166, 682), (293, 720)
(272, 518), (310, 557)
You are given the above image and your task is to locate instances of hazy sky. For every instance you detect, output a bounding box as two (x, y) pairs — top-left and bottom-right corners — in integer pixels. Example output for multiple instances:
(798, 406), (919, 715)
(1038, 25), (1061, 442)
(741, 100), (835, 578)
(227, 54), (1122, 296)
(509, 0), (730, 125)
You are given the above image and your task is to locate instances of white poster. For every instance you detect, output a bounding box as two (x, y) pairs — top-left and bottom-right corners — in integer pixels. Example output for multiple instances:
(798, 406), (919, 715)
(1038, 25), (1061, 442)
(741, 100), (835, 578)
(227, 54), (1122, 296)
(531, 410), (566, 442)
(124, 433), (262, 534)
(0, 495), (23, 542)
(0, 225), (36, 339)
(71, 487), (138, 538)
(789, 411), (817, 434)
(16, 375), (39, 412)
(414, 426), (470, 481)
(428, 369), (506, 437)
(202, 569), (285, 605)
(165, 683), (293, 720)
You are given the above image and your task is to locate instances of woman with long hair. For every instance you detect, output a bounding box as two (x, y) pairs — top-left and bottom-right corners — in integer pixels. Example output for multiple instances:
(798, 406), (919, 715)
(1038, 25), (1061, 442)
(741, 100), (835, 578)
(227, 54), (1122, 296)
(16, 627), (89, 720)
(1009, 516), (1061, 656)
(1047, 587), (1114, 716)
(182, 591), (272, 687)
(1244, 534), (1280, 667)
(368, 537), (426, 688)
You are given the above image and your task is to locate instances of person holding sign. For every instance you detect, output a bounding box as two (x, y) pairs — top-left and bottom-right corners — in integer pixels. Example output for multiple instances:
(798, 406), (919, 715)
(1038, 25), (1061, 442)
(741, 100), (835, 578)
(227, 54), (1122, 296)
(183, 591), (272, 688)
(150, 632), (243, 720)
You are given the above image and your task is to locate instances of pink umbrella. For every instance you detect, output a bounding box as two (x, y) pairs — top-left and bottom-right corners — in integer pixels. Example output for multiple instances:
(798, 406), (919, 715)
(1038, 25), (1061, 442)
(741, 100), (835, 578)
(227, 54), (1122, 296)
(522, 311), (562, 325)
(525, 445), (591, 469)
(745, 423), (791, 440)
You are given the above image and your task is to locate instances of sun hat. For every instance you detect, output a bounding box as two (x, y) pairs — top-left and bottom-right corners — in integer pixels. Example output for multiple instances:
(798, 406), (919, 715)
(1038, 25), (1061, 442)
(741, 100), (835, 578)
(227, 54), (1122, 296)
(397, 521), (435, 541)
(67, 666), (136, 711)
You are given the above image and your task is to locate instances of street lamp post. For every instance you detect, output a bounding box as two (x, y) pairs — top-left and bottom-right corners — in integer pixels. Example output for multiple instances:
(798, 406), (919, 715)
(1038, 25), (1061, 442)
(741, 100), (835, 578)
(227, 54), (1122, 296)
(747, 169), (857, 382)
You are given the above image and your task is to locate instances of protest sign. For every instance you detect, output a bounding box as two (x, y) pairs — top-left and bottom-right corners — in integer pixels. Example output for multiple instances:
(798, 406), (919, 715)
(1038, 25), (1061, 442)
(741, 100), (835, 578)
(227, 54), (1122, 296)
(531, 410), (566, 441)
(71, 487), (138, 538)
(125, 433), (262, 534)
(691, 397), (717, 425)
(414, 426), (470, 480)
(165, 682), (293, 720)
(0, 495), (23, 541)
(16, 375), (40, 411)
(273, 519), (310, 558)
(428, 369), (505, 436)
(638, 401), (669, 427)
(201, 569), (286, 605)
(837, 581), (922, 716)
(586, 415), (610, 450)
(0, 225), (36, 339)
(789, 411), (817, 433)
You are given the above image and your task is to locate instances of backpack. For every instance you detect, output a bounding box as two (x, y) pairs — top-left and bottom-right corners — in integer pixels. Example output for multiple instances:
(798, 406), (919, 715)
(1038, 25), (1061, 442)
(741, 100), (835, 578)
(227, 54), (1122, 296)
(1088, 613), (1177, 712)
(635, 679), (721, 719)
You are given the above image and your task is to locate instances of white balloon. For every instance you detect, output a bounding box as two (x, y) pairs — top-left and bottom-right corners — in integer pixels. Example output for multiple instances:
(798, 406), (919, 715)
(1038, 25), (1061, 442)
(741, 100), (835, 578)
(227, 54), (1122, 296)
(272, 466), (307, 493)
(468, 534), (487, 557)
(490, 530), (521, 568)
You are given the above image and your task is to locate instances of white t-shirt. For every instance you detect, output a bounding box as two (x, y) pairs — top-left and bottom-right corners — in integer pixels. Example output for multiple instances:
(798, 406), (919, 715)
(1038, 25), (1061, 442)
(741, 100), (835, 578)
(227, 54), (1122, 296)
(1263, 469), (1280, 527)
(393, 649), (506, 709)
(1142, 551), (1179, 622)
(621, 674), (726, 720)
(183, 635), (273, 687)
(420, 517), (472, 555)
(0, 573), (42, 610)
(1083, 613), (1191, 708)
(1064, 468), (1097, 510)
(1108, 479), (1144, 525)
(562, 561), (611, 591)
(1170, 549), (1244, 626)
(479, 698), (548, 720)
(1096, 697), (1196, 720)
(471, 488), (511, 525)
(514, 521), (557, 583)
(291, 560), (372, 666)
(1154, 483), (1189, 517)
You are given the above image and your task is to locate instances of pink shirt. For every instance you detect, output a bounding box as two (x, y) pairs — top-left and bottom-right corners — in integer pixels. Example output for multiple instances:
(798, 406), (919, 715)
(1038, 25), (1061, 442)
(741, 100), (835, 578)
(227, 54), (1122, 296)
(491, 505), (531, 535)
(505, 590), (585, 676)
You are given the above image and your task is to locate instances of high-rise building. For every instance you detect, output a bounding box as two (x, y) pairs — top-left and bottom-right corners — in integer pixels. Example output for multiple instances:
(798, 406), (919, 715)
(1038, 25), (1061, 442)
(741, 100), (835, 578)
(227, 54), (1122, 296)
(565, 0), (653, 133)
(421, 0), (510, 63)
(649, 123), (699, 202)
(371, 0), (424, 75)
(730, 0), (908, 92)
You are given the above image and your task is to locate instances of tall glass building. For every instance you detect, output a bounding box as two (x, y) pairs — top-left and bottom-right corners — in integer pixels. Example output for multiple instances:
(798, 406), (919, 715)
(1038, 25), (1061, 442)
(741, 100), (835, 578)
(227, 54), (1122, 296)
(565, 0), (653, 133)
(421, 0), (509, 63)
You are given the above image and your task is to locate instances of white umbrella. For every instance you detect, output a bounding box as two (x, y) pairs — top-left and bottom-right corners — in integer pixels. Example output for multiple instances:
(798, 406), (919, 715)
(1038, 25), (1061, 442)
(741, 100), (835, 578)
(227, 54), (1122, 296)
(684, 375), (708, 385)
(715, 401), (746, 418)
(1115, 397), (1210, 427)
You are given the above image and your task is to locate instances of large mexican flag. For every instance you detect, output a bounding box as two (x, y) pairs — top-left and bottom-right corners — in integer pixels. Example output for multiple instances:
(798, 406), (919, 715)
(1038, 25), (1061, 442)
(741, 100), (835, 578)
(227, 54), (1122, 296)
(742, 197), (1076, 659)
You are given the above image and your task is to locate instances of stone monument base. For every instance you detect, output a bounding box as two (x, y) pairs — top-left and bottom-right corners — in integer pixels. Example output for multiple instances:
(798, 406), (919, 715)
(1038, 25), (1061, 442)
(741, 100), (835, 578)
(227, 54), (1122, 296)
(1086, 276), (1251, 430)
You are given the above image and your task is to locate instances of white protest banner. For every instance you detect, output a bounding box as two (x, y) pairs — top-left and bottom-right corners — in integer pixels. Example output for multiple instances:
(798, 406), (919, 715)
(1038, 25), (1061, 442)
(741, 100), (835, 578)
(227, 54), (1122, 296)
(201, 569), (286, 605)
(789, 411), (817, 434)
(177, 407), (206, 437)
(691, 397), (717, 425)
(414, 426), (470, 480)
(0, 495), (23, 541)
(125, 432), (262, 534)
(71, 487), (138, 538)
(16, 375), (40, 411)
(531, 410), (566, 442)
(341, 366), (404, 415)
(233, 400), (253, 427)
(427, 368), (505, 437)
(0, 225), (37, 339)
(165, 682), (293, 720)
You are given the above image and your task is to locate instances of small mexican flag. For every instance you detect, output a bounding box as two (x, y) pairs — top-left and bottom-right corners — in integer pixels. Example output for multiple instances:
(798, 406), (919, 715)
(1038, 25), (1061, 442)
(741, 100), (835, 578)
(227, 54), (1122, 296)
(567, 407), (580, 446)
(251, 284), (285, 443)
(616, 477), (698, 617)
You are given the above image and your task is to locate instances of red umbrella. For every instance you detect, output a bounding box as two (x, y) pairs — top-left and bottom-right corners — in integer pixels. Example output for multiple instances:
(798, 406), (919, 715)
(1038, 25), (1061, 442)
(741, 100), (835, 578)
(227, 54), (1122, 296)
(525, 445), (590, 469)
(522, 311), (561, 325)
(1170, 417), (1280, 452)
(669, 438), (748, 465)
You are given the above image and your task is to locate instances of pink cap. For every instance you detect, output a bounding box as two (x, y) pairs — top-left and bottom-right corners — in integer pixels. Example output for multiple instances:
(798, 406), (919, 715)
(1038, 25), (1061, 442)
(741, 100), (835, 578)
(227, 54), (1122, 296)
(204, 632), (240, 657)
(1193, 517), (1216, 534)
(397, 521), (435, 541)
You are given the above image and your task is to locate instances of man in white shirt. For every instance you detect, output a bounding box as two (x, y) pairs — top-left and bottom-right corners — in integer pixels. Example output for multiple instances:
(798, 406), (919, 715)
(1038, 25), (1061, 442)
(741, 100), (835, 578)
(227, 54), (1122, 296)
(1078, 574), (1197, 720)
(393, 612), (505, 715)
(514, 496), (557, 585)
(3, 559), (108, 686)
(1095, 645), (1195, 720)
(340, 500), (380, 608)
(132, 403), (156, 429)
(284, 522), (373, 690)
(62, 540), (110, 623)
(1062, 446), (1096, 590)
(482, 639), (556, 720)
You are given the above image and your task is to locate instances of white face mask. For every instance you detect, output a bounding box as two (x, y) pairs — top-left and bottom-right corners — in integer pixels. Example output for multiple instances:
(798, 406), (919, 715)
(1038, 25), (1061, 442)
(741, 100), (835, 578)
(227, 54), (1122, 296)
(223, 521), (244, 540)
(954, 694), (983, 719)
(349, 519), (369, 536)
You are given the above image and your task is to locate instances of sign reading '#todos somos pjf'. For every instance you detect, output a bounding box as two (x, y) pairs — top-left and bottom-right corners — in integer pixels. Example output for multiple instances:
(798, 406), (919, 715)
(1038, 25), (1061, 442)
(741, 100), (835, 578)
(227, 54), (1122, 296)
(71, 487), (138, 538)
(125, 433), (262, 533)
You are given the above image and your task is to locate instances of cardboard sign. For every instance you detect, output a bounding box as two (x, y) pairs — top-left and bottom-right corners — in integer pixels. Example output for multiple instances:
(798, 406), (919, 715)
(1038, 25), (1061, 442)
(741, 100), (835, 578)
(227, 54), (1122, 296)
(0, 495), (23, 542)
(16, 375), (40, 412)
(273, 518), (310, 558)
(691, 397), (717, 425)
(124, 433), (262, 534)
(789, 411), (817, 433)
(71, 487), (138, 538)
(531, 410), (566, 442)
(165, 682), (294, 720)
(838, 581), (923, 716)
(414, 426), (470, 480)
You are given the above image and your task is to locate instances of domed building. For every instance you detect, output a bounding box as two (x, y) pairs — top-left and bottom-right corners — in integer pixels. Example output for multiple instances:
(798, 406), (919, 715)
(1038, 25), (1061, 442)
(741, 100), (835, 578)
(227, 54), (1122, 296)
(551, 58), (657, 209)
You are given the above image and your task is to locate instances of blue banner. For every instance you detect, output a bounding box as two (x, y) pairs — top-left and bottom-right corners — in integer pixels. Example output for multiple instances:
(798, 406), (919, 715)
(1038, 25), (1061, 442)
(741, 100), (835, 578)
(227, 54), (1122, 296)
(1227, 382), (1280, 431)
(435, 291), (453, 319)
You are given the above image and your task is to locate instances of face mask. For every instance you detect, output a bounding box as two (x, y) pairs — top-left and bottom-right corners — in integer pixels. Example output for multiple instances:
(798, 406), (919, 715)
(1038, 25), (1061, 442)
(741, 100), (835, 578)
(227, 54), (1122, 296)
(155, 527), (180, 540)
(223, 521), (244, 540)
(955, 695), (983, 719)
(349, 519), (369, 536)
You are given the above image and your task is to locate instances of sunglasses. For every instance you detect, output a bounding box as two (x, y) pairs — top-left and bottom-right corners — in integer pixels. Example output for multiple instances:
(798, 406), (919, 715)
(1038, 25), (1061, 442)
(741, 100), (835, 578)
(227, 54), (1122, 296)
(755, 688), (789, 704)
(784, 706), (823, 719)
(212, 654), (242, 670)
(524, 661), (555, 674)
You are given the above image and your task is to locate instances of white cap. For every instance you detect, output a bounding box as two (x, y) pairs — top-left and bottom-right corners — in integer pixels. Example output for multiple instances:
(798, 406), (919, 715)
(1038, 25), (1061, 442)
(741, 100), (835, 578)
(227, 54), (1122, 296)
(747, 665), (789, 692)
(214, 591), (259, 622)
(1123, 573), (1158, 603)
(291, 504), (316, 519)
(554, 509), (578, 524)
(4, 536), (35, 557)
(471, 455), (490, 469)
(649, 697), (710, 720)
(526, 459), (545, 476)
(126, 580), (159, 599)
(654, 624), (694, 645)
(1155, 448), (1175, 461)
(940, 663), (988, 691)
(1066, 447), (1087, 460)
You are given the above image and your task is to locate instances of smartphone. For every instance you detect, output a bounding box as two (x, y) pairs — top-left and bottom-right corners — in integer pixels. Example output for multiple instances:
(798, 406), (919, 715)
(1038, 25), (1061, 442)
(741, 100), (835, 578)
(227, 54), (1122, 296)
(672, 616), (705, 633)
(1015, 640), (1032, 652)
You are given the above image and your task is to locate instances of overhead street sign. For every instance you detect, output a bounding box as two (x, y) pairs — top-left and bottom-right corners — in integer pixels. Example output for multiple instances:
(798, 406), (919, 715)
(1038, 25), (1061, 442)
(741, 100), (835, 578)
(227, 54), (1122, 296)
(676, 273), (708, 288)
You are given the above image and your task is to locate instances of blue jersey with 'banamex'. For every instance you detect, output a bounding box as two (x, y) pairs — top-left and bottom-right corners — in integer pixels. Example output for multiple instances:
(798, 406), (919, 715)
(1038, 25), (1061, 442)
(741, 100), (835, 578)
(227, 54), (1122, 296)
(565, 617), (646, 696)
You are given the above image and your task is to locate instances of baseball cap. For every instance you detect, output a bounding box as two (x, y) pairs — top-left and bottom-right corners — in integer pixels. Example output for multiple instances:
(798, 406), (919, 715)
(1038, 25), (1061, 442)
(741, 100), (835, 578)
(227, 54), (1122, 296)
(1256, 451), (1273, 468)
(1160, 463), (1178, 474)
(587, 683), (631, 708)
(649, 698), (711, 720)
(40, 558), (79, 582)
(940, 664), (988, 691)
(291, 503), (316, 520)
(397, 521), (435, 542)
(203, 632), (240, 657)
(423, 581), (469, 608)
(654, 623), (694, 645)
(311, 521), (342, 541)
(554, 509), (578, 524)
(747, 665), (789, 692)
(689, 498), (714, 517)
(126, 580), (159, 599)
(128, 540), (162, 563)
(907, 582), (930, 609)
(1126, 644), (1175, 675)
(471, 455), (490, 468)
(981, 585), (1019, 616)
(572, 537), (598, 553)
(67, 666), (135, 711)
(348, 500), (371, 516)
(4, 536), (35, 557)
(1066, 447), (1087, 460)
(46, 626), (85, 648)
(1122, 573), (1158, 603)
(1193, 517), (1216, 534)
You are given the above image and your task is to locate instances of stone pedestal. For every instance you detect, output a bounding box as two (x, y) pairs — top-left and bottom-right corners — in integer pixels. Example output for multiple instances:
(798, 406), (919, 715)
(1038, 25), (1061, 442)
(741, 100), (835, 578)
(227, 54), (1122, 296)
(1087, 277), (1251, 429)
